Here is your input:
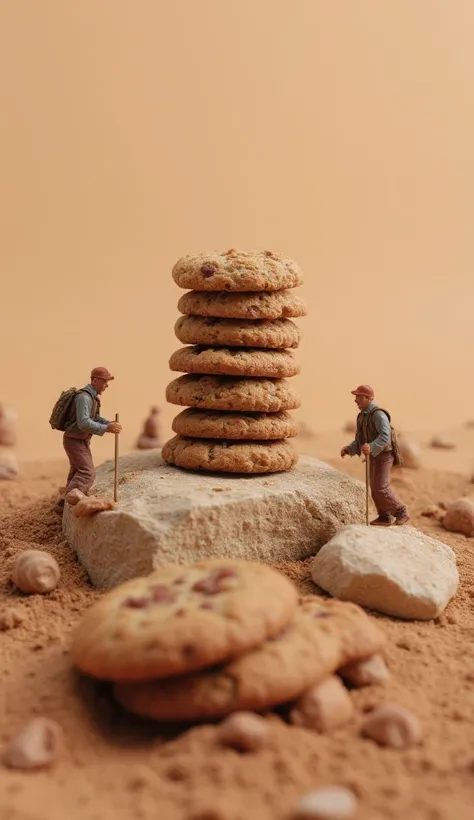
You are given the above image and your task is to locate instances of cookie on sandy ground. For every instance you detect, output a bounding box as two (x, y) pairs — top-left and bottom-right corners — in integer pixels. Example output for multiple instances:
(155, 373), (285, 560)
(172, 250), (303, 292)
(166, 375), (301, 412)
(71, 559), (299, 681)
(169, 346), (301, 378)
(172, 409), (299, 440)
(113, 596), (385, 721)
(175, 316), (301, 350)
(177, 290), (308, 320)
(161, 436), (298, 473)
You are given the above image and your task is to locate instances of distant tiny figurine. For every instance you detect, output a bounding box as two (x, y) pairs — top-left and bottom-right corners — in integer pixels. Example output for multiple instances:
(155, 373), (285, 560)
(49, 367), (122, 515)
(340, 384), (409, 526)
(136, 406), (162, 450)
(0, 404), (17, 447)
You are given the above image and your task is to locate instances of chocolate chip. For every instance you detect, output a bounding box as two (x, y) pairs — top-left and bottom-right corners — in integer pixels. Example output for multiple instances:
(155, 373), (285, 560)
(123, 596), (149, 609)
(201, 264), (217, 277)
(150, 585), (178, 604)
(192, 568), (238, 595)
(314, 611), (331, 619)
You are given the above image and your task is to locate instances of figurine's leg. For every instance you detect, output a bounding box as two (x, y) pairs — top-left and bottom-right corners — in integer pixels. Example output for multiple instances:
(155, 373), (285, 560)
(63, 437), (95, 497)
(371, 452), (408, 525)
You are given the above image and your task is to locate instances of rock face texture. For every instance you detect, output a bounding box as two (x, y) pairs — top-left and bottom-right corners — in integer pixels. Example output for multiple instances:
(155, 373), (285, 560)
(311, 524), (458, 620)
(63, 452), (365, 589)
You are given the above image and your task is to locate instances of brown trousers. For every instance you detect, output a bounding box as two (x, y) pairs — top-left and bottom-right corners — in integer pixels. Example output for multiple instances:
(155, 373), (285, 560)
(62, 434), (95, 497)
(369, 451), (407, 517)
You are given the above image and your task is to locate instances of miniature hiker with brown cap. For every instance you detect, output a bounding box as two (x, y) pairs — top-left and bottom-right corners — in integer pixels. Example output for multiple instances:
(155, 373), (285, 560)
(51, 367), (122, 515)
(341, 384), (409, 526)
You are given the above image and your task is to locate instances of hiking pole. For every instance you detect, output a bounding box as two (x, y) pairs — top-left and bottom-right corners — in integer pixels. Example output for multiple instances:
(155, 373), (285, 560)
(114, 413), (119, 502)
(365, 452), (370, 525)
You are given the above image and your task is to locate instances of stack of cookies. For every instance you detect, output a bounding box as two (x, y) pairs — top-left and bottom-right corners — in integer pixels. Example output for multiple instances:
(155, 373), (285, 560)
(162, 249), (307, 474)
(71, 558), (386, 724)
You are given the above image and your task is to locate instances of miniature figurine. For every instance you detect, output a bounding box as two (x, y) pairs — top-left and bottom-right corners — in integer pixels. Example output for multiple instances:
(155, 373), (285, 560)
(341, 384), (409, 526)
(51, 367), (122, 515)
(136, 405), (162, 450)
(0, 403), (17, 447)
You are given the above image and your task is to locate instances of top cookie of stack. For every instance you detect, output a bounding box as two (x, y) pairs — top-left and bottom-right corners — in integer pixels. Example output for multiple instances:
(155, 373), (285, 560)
(163, 250), (307, 474)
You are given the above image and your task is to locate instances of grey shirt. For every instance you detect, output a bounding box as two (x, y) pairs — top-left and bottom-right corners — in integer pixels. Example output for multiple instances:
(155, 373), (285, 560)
(346, 401), (391, 458)
(75, 385), (109, 436)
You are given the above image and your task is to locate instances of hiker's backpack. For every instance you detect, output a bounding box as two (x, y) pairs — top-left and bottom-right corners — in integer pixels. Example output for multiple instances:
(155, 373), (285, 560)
(49, 388), (79, 431)
(366, 407), (403, 467)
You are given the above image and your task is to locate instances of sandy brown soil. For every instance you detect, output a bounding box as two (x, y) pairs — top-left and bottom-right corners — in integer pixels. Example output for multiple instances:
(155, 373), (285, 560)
(2, 447), (474, 820)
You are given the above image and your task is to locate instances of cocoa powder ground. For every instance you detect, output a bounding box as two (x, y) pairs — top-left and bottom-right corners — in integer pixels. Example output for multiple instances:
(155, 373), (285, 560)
(1, 456), (474, 820)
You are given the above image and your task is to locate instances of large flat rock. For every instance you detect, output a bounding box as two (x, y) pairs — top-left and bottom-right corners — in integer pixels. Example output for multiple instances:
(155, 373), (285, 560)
(63, 452), (365, 589)
(311, 524), (459, 620)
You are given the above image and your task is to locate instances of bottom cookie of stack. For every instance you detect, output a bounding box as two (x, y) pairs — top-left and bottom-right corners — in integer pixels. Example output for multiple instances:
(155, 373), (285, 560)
(162, 435), (298, 474)
(163, 374), (301, 474)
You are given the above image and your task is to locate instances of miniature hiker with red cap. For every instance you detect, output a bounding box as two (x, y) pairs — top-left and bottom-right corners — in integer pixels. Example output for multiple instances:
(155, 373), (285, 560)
(341, 385), (409, 526)
(50, 367), (122, 515)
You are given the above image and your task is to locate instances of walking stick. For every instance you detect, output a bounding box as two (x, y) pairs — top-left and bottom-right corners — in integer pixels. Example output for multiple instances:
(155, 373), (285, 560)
(114, 412), (119, 502)
(365, 452), (370, 525)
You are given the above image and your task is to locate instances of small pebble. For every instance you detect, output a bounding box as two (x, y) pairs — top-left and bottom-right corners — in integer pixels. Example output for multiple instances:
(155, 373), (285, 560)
(3, 717), (64, 769)
(216, 712), (269, 752)
(290, 676), (354, 732)
(360, 704), (421, 748)
(339, 654), (390, 687)
(294, 786), (357, 819)
(0, 607), (26, 631)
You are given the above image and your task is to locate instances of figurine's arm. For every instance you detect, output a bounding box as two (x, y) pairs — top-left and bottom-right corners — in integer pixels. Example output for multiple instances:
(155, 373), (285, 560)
(75, 394), (108, 436)
(368, 411), (391, 457)
(345, 437), (360, 456)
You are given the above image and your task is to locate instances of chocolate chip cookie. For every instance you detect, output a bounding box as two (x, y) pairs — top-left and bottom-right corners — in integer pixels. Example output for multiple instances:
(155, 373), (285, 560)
(169, 346), (300, 378)
(71, 559), (299, 681)
(172, 250), (303, 292)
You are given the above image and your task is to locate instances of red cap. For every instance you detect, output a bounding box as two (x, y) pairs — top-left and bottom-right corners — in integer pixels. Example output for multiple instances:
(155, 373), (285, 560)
(90, 366), (114, 381)
(351, 384), (374, 399)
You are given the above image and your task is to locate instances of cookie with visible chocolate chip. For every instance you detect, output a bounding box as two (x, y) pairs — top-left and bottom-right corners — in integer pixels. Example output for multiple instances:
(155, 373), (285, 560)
(175, 316), (301, 349)
(113, 596), (385, 721)
(71, 559), (299, 681)
(166, 375), (301, 412)
(172, 409), (299, 440)
(177, 290), (308, 320)
(172, 250), (303, 292)
(162, 436), (298, 473)
(169, 346), (300, 378)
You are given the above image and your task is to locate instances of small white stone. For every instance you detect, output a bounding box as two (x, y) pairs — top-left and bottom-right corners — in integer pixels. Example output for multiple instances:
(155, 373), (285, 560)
(294, 786), (357, 819)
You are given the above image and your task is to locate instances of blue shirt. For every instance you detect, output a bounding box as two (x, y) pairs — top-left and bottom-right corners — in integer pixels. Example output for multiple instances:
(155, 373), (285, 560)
(346, 401), (391, 458)
(75, 385), (109, 436)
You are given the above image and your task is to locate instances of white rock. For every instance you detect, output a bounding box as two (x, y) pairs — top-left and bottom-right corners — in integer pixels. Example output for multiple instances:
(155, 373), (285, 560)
(294, 787), (357, 819)
(63, 452), (365, 589)
(311, 524), (458, 620)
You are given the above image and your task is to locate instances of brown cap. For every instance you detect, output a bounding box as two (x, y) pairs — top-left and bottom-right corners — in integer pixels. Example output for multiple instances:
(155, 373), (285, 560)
(351, 384), (374, 399)
(90, 366), (114, 381)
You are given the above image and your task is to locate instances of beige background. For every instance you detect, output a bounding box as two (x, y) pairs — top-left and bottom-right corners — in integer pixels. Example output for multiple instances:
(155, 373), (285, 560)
(1, 0), (474, 462)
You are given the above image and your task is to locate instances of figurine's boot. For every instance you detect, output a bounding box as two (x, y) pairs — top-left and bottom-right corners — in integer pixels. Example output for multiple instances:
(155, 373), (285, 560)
(369, 514), (393, 526)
